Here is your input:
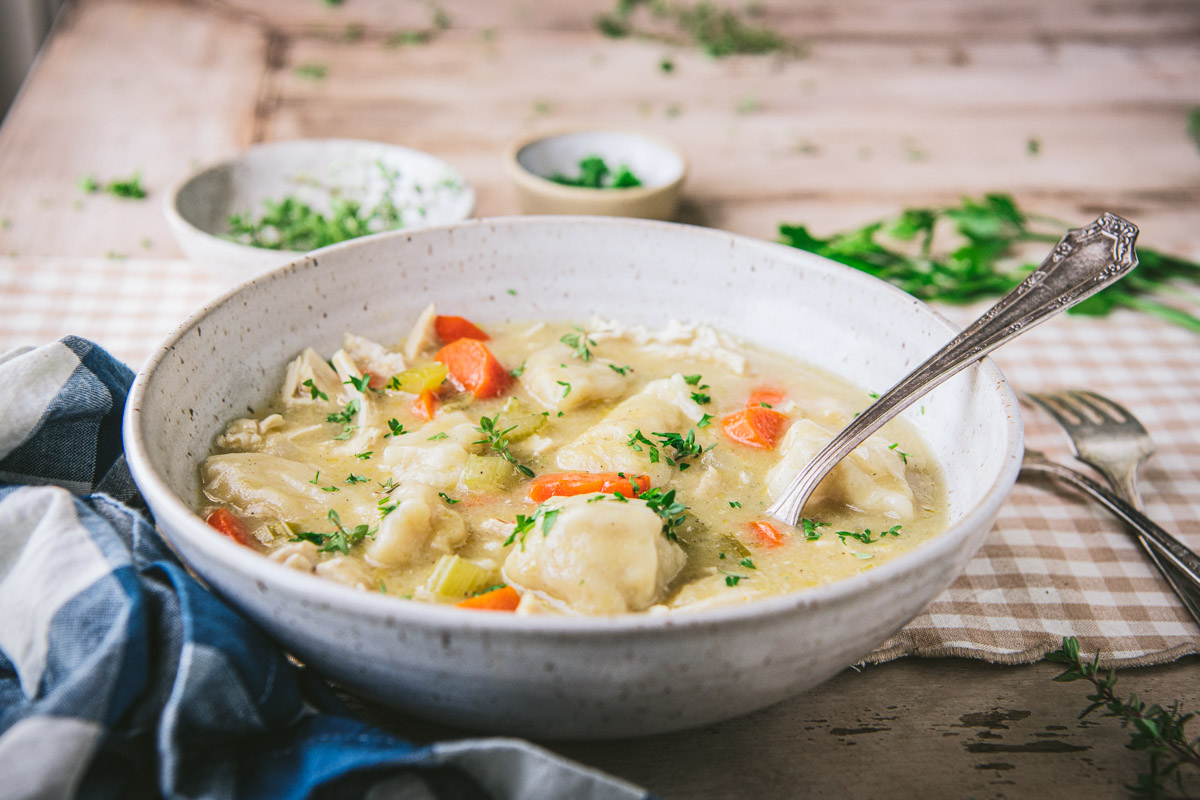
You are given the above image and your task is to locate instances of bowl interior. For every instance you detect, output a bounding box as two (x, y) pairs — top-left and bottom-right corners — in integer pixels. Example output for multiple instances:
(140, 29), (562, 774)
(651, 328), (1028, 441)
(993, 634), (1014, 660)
(514, 132), (685, 188)
(135, 217), (1016, 558)
(172, 139), (476, 243)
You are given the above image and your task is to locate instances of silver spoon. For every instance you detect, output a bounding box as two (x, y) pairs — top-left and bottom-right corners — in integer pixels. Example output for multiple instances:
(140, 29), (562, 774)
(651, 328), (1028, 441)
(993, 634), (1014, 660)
(765, 212), (1140, 528)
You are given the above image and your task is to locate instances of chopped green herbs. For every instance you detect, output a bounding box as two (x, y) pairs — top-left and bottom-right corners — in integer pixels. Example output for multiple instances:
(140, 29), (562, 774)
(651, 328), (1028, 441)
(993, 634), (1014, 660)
(385, 418), (408, 437)
(778, 193), (1200, 334)
(725, 574), (743, 587)
(627, 427), (713, 470)
(504, 503), (561, 549)
(549, 156), (642, 189)
(326, 398), (360, 425)
(474, 414), (535, 478)
(79, 172), (148, 199)
(344, 473), (368, 484)
(332, 426), (357, 441)
(294, 63), (328, 81)
(729, 501), (742, 508)
(321, 486), (339, 493)
(802, 518), (830, 541)
(302, 379), (329, 401)
(343, 373), (369, 393)
(438, 492), (460, 504)
(739, 557), (756, 570)
(560, 326), (597, 361)
(557, 380), (572, 398)
(428, 432), (449, 440)
(595, 0), (795, 59)
(310, 471), (321, 485)
(697, 413), (714, 428)
(608, 364), (632, 376)
(836, 525), (901, 545)
(290, 509), (373, 555)
(509, 360), (527, 378)
(354, 450), (373, 460)
(639, 487), (688, 541)
(889, 442), (910, 464)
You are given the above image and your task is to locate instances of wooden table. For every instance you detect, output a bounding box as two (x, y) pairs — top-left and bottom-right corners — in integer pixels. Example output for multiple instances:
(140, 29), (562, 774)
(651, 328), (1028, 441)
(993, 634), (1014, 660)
(2, 0), (1198, 796)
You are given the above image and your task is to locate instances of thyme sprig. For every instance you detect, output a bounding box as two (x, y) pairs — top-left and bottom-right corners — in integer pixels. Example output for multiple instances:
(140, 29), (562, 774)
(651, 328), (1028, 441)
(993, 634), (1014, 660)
(474, 414), (535, 478)
(1048, 636), (1200, 797)
(290, 509), (374, 555)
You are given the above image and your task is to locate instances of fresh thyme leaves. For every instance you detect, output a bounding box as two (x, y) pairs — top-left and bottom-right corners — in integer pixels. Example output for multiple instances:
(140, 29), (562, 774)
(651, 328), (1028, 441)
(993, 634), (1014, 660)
(638, 487), (688, 541)
(549, 156), (642, 189)
(474, 414), (535, 478)
(683, 373), (711, 404)
(290, 509), (374, 555)
(778, 193), (1200, 334)
(1048, 636), (1200, 796)
(802, 518), (830, 541)
(557, 380), (572, 398)
(596, 0), (795, 59)
(608, 363), (632, 376)
(627, 429), (660, 463)
(626, 427), (713, 470)
(385, 418), (408, 437)
(332, 426), (357, 441)
(343, 373), (369, 393)
(438, 492), (460, 504)
(302, 379), (329, 402)
(326, 399), (360, 425)
(428, 432), (449, 440)
(560, 326), (597, 361)
(79, 172), (148, 199)
(504, 504), (560, 549)
(354, 451), (373, 460)
(509, 360), (527, 378)
(889, 442), (910, 464)
(835, 525), (901, 545)
(310, 471), (320, 485)
(697, 413), (714, 428)
(344, 473), (368, 484)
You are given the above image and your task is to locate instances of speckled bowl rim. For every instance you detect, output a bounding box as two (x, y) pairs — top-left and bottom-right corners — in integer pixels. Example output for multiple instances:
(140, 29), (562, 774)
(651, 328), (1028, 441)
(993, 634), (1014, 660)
(125, 215), (1022, 637)
(503, 128), (689, 202)
(163, 137), (478, 261)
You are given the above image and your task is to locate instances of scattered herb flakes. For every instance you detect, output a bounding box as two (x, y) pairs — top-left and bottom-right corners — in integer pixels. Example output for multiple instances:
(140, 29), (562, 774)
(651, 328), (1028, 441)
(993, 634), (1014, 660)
(889, 442), (910, 464)
(595, 0), (795, 59)
(343, 373), (369, 393)
(505, 503), (560, 549)
(725, 574), (743, 587)
(474, 414), (536, 478)
(428, 432), (450, 440)
(302, 379), (329, 402)
(560, 326), (597, 360)
(79, 172), (148, 199)
(385, 418), (408, 437)
(507, 288), (518, 296)
(1027, 136), (1042, 156)
(639, 486), (688, 541)
(729, 501), (742, 508)
(290, 509), (373, 555)
(549, 156), (642, 189)
(321, 486), (340, 493)
(294, 63), (329, 81)
(345, 473), (368, 484)
(660, 57), (675, 73)
(354, 450), (373, 460)
(609, 363), (632, 376)
(509, 360), (527, 378)
(326, 399), (360, 425)
(697, 413), (714, 428)
(310, 471), (321, 485)
(778, 193), (1200, 334)
(438, 492), (461, 505)
(386, 29), (432, 47)
(557, 380), (572, 398)
(739, 557), (756, 570)
(801, 518), (829, 541)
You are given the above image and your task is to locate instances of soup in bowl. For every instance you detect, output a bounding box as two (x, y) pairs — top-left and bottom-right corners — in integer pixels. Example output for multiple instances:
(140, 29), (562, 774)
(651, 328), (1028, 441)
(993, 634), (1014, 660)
(124, 216), (1021, 739)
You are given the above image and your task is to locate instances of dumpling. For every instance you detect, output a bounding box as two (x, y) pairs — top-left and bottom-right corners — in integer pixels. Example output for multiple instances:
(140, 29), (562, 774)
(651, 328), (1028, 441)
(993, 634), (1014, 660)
(519, 343), (629, 412)
(201, 452), (327, 520)
(503, 494), (686, 615)
(765, 419), (915, 519)
(366, 483), (467, 568)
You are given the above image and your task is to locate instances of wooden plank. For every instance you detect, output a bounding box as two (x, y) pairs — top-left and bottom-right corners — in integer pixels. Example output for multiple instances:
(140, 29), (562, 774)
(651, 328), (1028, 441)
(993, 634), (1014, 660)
(0, 0), (266, 259)
(343, 656), (1200, 797)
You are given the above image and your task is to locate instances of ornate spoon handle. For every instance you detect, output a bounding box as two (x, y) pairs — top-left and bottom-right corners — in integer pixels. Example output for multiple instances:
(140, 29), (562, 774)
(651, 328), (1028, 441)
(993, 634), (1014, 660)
(765, 212), (1140, 528)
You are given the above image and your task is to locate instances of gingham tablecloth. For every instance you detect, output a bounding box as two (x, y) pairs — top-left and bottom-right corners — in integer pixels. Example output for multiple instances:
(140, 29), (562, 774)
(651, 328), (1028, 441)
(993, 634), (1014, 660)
(2, 255), (1197, 667)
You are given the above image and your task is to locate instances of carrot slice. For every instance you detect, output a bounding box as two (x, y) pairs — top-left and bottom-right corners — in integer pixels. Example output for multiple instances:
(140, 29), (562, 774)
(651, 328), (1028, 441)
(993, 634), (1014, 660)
(205, 508), (255, 548)
(747, 520), (787, 548)
(721, 407), (790, 449)
(434, 339), (512, 399)
(528, 472), (651, 503)
(435, 315), (490, 343)
(412, 389), (440, 420)
(747, 386), (787, 408)
(456, 585), (521, 611)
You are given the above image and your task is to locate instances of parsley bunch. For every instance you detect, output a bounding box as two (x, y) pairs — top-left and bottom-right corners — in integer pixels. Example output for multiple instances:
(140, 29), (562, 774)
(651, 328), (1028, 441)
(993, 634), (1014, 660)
(1048, 637), (1200, 796)
(778, 194), (1200, 334)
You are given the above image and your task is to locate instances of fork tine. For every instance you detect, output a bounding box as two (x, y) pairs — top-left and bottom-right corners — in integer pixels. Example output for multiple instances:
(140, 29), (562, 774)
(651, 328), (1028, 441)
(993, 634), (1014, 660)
(1026, 391), (1085, 429)
(1068, 389), (1136, 426)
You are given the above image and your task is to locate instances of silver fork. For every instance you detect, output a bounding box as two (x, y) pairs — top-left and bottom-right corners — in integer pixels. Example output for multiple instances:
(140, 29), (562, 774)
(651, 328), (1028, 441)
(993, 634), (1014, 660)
(1025, 390), (1200, 628)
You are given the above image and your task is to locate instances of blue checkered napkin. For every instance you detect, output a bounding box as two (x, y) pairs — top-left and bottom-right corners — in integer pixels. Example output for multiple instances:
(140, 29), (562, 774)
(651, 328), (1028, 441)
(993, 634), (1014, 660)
(0, 337), (650, 800)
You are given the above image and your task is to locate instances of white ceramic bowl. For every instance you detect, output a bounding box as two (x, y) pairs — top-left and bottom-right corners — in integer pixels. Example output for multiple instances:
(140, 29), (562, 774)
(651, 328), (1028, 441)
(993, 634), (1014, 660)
(165, 138), (475, 274)
(124, 217), (1022, 740)
(505, 129), (687, 220)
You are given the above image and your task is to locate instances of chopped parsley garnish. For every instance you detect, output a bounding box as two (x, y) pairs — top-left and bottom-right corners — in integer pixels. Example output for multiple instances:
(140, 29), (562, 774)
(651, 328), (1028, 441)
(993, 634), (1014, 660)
(385, 418), (409, 437)
(79, 172), (148, 199)
(683, 374), (711, 405)
(509, 360), (527, 378)
(835, 525), (901, 545)
(557, 380), (572, 398)
(354, 451), (373, 460)
(638, 487), (688, 541)
(326, 398), (360, 425)
(729, 501), (742, 508)
(428, 432), (449, 440)
(332, 426), (357, 441)
(321, 486), (339, 493)
(344, 473), (368, 484)
(438, 492), (461, 504)
(608, 364), (632, 376)
(683, 374), (704, 386)
(302, 379), (329, 402)
(697, 413), (714, 428)
(290, 509), (374, 555)
(889, 443), (910, 464)
(560, 326), (597, 361)
(759, 401), (772, 408)
(626, 427), (713, 470)
(802, 518), (830, 541)
(343, 373), (369, 393)
(549, 156), (642, 189)
(309, 471), (321, 485)
(504, 504), (560, 549)
(691, 391), (711, 405)
(507, 288), (517, 296)
(725, 574), (743, 587)
(739, 558), (757, 570)
(474, 414), (535, 478)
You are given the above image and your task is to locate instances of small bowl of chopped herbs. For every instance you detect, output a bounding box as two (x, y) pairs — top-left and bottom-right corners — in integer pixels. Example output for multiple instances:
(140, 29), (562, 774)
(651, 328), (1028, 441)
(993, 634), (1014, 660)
(166, 138), (474, 273)
(505, 129), (687, 220)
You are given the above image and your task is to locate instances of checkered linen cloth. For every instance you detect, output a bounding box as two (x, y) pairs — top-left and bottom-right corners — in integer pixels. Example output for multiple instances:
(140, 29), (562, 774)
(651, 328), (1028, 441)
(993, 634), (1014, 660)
(0, 336), (648, 800)
(0, 256), (1197, 671)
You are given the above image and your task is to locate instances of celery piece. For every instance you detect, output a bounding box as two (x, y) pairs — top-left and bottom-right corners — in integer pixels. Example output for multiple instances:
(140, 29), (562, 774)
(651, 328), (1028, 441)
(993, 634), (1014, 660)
(718, 532), (751, 559)
(500, 398), (547, 442)
(425, 554), (498, 599)
(461, 454), (519, 491)
(388, 363), (448, 394)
